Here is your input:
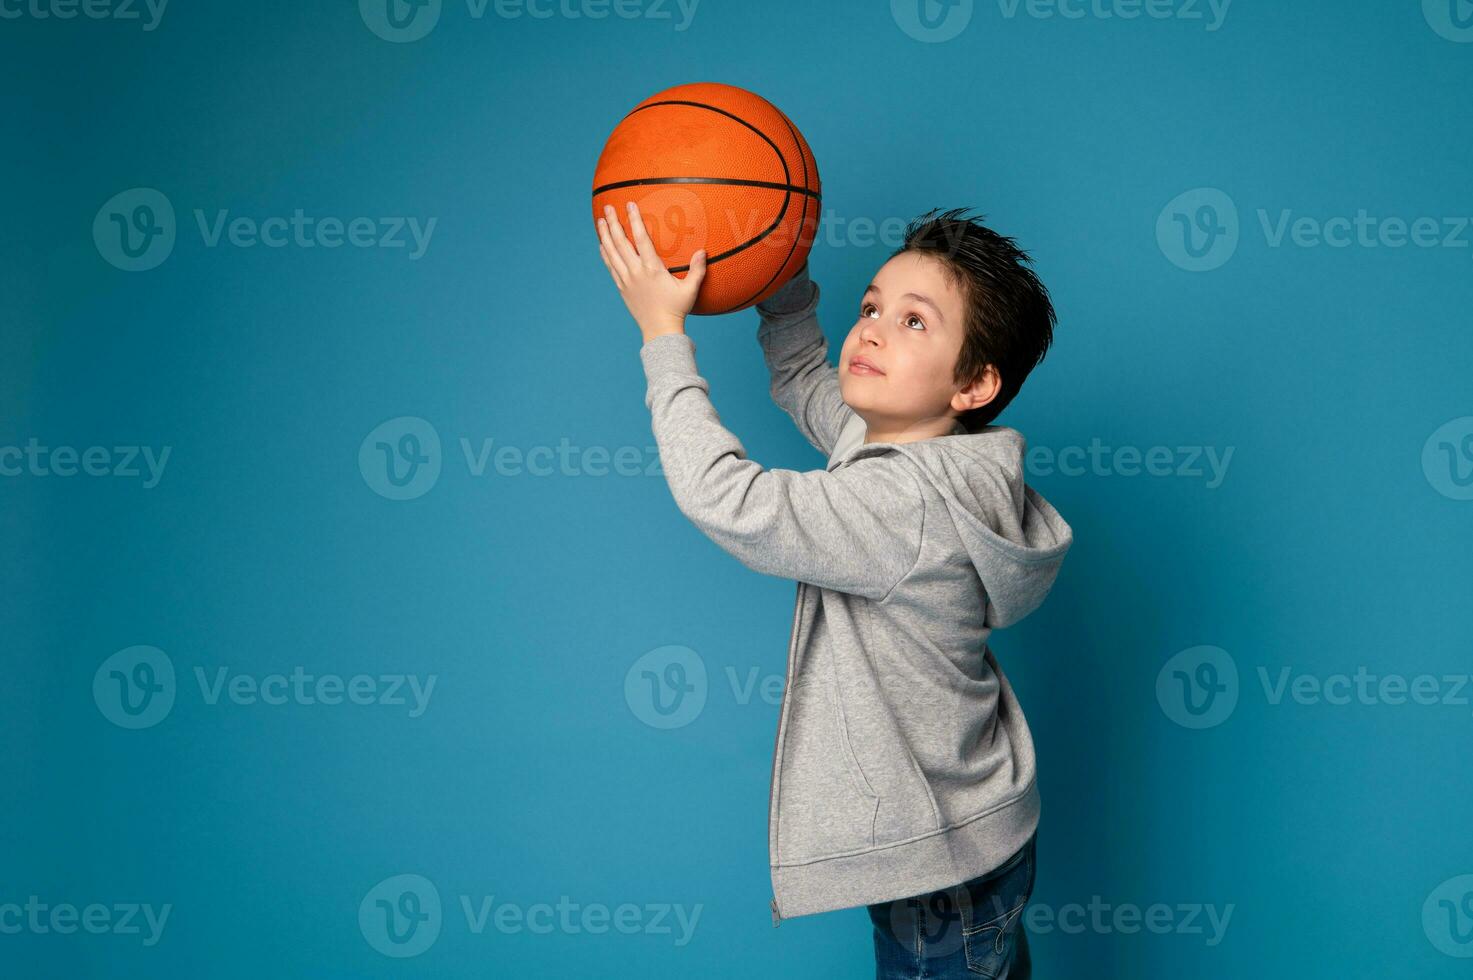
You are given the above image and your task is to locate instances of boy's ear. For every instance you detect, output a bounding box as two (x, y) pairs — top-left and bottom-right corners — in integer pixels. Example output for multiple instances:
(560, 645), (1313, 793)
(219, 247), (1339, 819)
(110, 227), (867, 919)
(952, 364), (1001, 414)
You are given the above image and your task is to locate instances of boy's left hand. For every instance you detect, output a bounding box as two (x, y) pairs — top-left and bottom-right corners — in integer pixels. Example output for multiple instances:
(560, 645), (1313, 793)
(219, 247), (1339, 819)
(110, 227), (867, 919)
(597, 201), (707, 342)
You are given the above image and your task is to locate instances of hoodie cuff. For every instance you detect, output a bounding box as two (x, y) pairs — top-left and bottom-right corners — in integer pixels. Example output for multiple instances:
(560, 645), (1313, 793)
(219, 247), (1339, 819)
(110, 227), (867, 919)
(756, 262), (817, 319)
(639, 331), (699, 384)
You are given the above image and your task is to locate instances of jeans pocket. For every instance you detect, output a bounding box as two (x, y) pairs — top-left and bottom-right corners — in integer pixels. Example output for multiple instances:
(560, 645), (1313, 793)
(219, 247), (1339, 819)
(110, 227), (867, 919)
(959, 836), (1036, 978)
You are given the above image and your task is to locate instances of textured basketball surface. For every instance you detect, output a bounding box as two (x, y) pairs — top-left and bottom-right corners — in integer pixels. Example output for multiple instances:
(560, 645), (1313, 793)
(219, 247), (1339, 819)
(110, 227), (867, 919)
(592, 81), (821, 316)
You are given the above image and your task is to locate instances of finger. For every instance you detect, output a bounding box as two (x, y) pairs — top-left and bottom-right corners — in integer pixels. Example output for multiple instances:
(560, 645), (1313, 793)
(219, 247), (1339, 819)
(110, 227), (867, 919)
(683, 248), (707, 290)
(598, 240), (624, 289)
(597, 217), (625, 281)
(626, 202), (659, 267)
(603, 203), (640, 269)
(597, 216), (631, 283)
(598, 237), (621, 287)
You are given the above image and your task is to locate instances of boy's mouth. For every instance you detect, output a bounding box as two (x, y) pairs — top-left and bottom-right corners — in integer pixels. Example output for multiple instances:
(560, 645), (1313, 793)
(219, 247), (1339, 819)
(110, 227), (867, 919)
(849, 356), (885, 376)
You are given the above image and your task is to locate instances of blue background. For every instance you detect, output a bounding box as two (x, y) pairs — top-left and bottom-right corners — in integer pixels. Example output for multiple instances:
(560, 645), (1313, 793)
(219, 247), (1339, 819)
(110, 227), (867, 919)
(3, 0), (1472, 976)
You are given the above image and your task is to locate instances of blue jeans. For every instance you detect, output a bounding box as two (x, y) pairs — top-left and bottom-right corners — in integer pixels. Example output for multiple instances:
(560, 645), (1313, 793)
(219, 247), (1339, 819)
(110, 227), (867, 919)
(867, 832), (1037, 979)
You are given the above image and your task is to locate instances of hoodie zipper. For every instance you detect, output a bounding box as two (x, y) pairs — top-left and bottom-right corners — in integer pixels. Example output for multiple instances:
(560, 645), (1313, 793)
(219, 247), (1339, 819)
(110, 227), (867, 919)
(768, 580), (806, 928)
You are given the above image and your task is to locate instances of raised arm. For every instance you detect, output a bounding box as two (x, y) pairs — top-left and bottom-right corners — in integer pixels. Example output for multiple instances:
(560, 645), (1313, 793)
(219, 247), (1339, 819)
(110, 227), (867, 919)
(755, 262), (860, 458)
(641, 331), (925, 601)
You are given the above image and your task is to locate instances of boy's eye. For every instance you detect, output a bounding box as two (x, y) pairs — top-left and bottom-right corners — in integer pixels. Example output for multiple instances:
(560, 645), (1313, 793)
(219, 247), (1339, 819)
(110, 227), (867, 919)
(854, 303), (919, 330)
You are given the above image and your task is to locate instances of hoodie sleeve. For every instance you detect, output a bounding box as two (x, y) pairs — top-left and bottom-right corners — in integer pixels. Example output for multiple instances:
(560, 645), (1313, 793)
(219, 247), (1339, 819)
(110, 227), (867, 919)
(640, 331), (925, 602)
(754, 263), (859, 458)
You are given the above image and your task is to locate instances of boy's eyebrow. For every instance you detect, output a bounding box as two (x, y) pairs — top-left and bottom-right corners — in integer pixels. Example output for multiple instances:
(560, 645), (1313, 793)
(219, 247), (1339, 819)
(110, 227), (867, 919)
(862, 283), (946, 327)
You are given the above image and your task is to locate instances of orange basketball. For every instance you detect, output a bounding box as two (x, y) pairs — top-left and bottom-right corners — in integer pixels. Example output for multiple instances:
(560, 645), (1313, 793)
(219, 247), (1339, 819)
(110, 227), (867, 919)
(592, 81), (821, 316)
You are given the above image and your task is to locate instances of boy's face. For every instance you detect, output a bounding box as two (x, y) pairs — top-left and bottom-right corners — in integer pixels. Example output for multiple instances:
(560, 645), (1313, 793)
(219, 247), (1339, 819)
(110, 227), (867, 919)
(838, 252), (992, 443)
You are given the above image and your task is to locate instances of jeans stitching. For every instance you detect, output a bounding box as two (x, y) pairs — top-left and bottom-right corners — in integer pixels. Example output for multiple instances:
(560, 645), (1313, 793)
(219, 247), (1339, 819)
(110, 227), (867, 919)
(960, 838), (1035, 977)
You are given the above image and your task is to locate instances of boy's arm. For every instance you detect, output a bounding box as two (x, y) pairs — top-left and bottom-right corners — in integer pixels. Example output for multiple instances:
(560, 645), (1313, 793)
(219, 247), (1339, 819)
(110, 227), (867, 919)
(640, 332), (924, 602)
(755, 262), (860, 457)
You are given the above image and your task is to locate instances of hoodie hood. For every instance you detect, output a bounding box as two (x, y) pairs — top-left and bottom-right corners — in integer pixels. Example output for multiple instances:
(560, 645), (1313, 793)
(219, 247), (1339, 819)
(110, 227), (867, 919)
(828, 417), (1073, 628)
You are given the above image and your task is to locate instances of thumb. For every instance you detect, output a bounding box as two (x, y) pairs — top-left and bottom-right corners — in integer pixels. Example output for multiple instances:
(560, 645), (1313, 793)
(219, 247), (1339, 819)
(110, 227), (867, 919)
(685, 248), (707, 288)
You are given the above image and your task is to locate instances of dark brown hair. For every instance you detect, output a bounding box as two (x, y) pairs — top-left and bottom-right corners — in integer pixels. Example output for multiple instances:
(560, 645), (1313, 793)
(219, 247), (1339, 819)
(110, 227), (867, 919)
(890, 207), (1058, 432)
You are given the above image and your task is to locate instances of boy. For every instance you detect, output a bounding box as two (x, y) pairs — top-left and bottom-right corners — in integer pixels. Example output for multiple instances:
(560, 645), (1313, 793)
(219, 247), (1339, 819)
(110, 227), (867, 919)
(597, 202), (1072, 980)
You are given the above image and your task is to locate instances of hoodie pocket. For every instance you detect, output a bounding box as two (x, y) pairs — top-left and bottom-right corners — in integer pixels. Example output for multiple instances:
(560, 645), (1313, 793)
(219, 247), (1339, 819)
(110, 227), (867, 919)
(831, 680), (879, 805)
(827, 654), (880, 810)
(825, 629), (944, 842)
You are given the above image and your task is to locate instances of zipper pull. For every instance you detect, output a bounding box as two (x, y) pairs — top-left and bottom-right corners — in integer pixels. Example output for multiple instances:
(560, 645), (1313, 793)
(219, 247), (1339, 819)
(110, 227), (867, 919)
(771, 895), (781, 927)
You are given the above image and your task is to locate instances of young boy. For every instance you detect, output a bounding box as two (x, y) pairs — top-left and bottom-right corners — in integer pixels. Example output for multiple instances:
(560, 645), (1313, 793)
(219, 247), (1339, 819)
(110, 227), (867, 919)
(597, 203), (1072, 980)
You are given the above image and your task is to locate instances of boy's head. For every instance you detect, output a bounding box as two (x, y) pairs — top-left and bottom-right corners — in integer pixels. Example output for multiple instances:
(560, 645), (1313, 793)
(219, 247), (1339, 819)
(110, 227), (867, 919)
(837, 207), (1057, 443)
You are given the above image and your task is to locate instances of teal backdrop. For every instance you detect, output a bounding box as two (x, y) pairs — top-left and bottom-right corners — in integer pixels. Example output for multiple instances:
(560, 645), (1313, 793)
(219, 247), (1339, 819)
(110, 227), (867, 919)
(3, 0), (1472, 976)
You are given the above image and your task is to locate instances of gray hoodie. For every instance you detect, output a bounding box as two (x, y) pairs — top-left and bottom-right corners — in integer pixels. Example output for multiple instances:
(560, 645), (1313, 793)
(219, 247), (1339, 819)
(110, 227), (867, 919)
(638, 263), (1073, 925)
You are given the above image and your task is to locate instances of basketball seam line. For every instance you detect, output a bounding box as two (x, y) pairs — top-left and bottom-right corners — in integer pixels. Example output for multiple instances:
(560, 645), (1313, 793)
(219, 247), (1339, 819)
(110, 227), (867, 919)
(592, 177), (821, 200)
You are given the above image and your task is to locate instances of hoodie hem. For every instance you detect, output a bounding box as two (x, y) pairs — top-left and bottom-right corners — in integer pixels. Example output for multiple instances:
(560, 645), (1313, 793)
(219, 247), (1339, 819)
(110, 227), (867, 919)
(771, 778), (1040, 921)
